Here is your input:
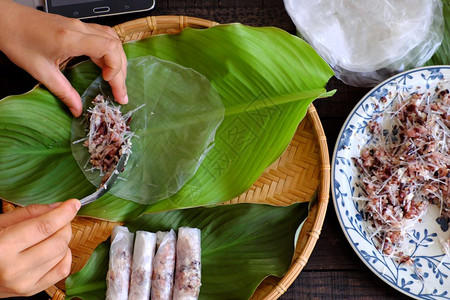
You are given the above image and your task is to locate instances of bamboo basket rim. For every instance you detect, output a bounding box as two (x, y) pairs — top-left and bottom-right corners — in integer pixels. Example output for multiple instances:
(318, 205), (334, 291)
(110, 17), (330, 299)
(2, 15), (330, 300)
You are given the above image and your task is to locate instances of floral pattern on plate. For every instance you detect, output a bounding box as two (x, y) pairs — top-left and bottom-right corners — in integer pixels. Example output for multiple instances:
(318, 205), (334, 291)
(332, 66), (450, 300)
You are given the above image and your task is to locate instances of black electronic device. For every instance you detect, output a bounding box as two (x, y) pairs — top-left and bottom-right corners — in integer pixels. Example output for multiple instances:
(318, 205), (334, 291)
(45, 0), (155, 19)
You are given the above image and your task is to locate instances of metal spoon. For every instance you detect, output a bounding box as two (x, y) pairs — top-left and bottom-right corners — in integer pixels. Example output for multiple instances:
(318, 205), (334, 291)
(80, 152), (129, 206)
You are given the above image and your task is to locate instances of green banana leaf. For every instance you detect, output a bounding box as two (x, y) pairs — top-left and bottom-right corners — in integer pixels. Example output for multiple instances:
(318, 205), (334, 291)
(426, 0), (450, 65)
(0, 88), (95, 203)
(0, 24), (334, 221)
(65, 202), (309, 300)
(71, 56), (224, 204)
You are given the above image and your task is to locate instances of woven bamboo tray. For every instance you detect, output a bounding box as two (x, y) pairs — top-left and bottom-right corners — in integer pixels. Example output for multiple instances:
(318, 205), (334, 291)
(2, 15), (330, 300)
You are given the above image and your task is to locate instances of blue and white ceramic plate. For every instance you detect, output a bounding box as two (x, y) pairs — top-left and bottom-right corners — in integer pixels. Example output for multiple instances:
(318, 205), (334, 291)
(332, 66), (450, 299)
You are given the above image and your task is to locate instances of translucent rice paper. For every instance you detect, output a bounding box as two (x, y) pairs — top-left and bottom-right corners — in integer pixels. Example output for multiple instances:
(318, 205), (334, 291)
(106, 226), (134, 300)
(173, 227), (201, 300)
(71, 56), (224, 204)
(129, 231), (156, 300)
(152, 229), (176, 300)
(284, 0), (444, 87)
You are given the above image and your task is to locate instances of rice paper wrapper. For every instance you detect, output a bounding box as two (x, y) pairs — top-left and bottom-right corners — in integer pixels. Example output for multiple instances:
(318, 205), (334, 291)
(129, 231), (157, 300)
(152, 229), (177, 300)
(106, 226), (134, 300)
(284, 0), (444, 87)
(71, 56), (224, 204)
(173, 227), (201, 300)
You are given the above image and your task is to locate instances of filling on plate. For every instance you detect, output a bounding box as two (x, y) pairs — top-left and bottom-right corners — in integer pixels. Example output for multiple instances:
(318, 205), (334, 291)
(353, 84), (450, 263)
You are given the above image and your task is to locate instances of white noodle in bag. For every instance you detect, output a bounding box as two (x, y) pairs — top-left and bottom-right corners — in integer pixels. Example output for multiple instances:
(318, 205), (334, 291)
(284, 0), (443, 87)
(106, 226), (134, 300)
(173, 227), (202, 300)
(151, 229), (177, 300)
(129, 231), (157, 300)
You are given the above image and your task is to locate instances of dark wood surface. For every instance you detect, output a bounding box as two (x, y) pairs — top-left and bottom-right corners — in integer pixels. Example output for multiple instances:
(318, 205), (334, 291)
(3, 0), (410, 299)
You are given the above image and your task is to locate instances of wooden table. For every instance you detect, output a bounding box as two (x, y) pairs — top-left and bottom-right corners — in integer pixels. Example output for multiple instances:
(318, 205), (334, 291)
(3, 0), (409, 299)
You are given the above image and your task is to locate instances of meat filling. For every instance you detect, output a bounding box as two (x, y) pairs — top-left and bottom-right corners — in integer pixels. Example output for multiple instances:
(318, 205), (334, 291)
(83, 94), (133, 184)
(354, 86), (450, 263)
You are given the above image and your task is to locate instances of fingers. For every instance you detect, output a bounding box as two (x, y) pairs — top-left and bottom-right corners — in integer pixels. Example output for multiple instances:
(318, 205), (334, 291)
(72, 23), (128, 105)
(49, 22), (127, 110)
(16, 249), (72, 297)
(2, 199), (80, 251)
(0, 202), (61, 228)
(20, 223), (72, 270)
(38, 64), (83, 117)
(11, 16), (128, 116)
(0, 199), (76, 297)
(105, 45), (128, 104)
(104, 60), (128, 104)
(0, 247), (72, 298)
(87, 36), (128, 104)
(33, 249), (72, 294)
(118, 47), (128, 102)
(9, 224), (72, 295)
(86, 22), (119, 40)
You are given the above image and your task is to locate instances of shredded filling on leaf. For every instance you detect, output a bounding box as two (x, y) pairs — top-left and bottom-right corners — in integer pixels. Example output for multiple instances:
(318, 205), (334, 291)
(83, 94), (134, 184)
(354, 84), (450, 264)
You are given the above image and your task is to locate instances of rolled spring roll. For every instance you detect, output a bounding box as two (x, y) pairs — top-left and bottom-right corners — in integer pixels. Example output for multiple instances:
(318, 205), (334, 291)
(106, 226), (134, 300)
(129, 231), (157, 300)
(151, 229), (177, 300)
(173, 227), (202, 300)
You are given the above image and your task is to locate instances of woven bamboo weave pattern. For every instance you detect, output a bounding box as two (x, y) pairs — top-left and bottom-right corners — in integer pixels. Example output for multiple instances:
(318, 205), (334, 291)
(0, 16), (329, 300)
(52, 217), (122, 291)
(225, 111), (321, 206)
(114, 15), (219, 42)
(250, 105), (329, 300)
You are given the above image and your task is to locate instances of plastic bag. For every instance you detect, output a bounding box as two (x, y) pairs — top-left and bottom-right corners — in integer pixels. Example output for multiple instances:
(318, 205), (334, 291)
(284, 0), (444, 87)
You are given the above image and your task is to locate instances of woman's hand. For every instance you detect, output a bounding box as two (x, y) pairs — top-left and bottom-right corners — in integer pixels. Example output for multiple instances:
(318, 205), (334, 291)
(0, 1), (128, 117)
(0, 199), (80, 297)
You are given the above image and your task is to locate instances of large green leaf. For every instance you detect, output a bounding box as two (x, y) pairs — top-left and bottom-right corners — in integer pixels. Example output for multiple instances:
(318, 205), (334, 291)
(426, 0), (450, 65)
(65, 202), (309, 300)
(0, 24), (334, 221)
(65, 242), (109, 300)
(71, 56), (224, 204)
(0, 88), (95, 204)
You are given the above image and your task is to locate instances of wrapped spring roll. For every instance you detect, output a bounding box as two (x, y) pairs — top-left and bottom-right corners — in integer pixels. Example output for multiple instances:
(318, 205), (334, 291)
(129, 231), (157, 300)
(173, 227), (202, 300)
(106, 226), (134, 300)
(151, 229), (177, 300)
